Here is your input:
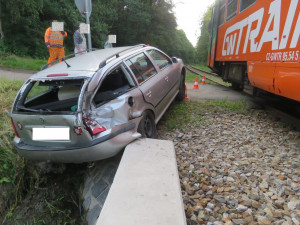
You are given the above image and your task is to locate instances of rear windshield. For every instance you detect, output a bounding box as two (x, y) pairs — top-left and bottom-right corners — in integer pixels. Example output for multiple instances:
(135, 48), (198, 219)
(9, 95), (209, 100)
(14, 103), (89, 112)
(14, 79), (85, 113)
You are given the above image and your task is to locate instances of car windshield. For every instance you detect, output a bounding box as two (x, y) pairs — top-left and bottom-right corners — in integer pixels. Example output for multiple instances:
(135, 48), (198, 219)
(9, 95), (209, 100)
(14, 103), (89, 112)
(15, 79), (85, 113)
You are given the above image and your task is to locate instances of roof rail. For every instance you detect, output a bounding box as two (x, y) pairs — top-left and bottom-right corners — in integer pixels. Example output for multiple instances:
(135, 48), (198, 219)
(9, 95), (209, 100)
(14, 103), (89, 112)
(98, 44), (147, 69)
(41, 48), (99, 70)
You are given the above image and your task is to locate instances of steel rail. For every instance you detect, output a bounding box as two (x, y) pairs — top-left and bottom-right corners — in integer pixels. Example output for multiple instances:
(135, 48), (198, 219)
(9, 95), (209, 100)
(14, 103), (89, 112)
(185, 65), (226, 86)
(186, 66), (300, 130)
(189, 65), (219, 77)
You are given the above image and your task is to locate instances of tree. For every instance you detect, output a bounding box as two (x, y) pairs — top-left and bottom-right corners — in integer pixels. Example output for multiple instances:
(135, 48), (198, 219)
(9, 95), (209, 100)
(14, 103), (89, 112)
(196, 5), (213, 63)
(0, 0), (195, 63)
(0, 2), (4, 39)
(111, 0), (195, 63)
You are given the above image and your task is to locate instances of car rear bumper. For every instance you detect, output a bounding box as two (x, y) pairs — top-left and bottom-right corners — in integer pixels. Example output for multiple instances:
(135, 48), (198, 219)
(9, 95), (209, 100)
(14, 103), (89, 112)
(14, 123), (141, 163)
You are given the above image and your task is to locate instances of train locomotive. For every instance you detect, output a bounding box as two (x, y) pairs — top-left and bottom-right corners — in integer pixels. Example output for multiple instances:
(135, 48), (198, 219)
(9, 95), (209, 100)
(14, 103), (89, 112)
(207, 0), (300, 102)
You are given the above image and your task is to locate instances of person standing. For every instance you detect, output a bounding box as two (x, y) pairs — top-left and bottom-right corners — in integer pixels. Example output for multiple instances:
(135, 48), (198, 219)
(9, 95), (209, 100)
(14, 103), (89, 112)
(73, 23), (87, 55)
(104, 39), (112, 49)
(44, 20), (68, 64)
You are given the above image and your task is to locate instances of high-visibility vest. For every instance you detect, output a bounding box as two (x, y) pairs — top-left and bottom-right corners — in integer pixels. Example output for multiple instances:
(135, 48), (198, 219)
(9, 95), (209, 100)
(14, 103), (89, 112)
(45, 27), (67, 47)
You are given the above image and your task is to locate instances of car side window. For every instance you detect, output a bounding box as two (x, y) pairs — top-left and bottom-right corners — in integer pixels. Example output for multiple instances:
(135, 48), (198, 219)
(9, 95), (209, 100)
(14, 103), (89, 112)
(126, 53), (157, 84)
(93, 66), (132, 107)
(147, 50), (171, 70)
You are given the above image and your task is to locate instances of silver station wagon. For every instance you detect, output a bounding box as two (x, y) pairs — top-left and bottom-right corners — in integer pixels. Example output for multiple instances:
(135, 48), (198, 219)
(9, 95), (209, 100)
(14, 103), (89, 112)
(10, 45), (186, 163)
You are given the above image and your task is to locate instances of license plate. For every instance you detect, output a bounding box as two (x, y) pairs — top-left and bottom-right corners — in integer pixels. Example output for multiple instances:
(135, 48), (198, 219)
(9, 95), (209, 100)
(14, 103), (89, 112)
(32, 128), (70, 141)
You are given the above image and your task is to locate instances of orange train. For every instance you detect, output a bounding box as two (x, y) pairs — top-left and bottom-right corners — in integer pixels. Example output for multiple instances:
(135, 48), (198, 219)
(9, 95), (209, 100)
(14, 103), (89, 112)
(207, 0), (300, 102)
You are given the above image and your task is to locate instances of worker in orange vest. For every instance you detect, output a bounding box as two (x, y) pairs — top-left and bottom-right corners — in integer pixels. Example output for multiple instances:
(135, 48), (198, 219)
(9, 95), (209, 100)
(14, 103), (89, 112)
(44, 20), (68, 64)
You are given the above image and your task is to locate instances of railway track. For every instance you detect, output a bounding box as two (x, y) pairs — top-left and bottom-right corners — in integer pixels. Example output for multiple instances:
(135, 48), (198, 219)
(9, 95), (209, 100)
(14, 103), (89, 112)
(188, 65), (218, 77)
(185, 65), (229, 86)
(186, 65), (300, 131)
(254, 96), (300, 131)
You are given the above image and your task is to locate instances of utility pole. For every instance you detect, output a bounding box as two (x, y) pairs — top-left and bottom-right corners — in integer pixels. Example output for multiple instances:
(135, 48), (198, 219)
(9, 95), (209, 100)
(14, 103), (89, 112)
(84, 0), (92, 50)
(75, 0), (92, 50)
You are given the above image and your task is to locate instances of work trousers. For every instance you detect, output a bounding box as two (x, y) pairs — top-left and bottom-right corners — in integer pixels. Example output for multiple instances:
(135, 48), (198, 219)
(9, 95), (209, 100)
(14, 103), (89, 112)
(48, 47), (65, 64)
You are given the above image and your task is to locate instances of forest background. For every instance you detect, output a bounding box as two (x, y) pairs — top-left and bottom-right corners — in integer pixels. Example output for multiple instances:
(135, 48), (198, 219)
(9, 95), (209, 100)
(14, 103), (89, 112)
(0, 0), (213, 65)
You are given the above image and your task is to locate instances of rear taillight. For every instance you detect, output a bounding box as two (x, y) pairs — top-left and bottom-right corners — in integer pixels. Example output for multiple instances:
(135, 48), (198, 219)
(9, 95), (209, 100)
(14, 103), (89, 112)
(47, 73), (68, 77)
(10, 118), (20, 138)
(83, 118), (106, 135)
(73, 127), (83, 136)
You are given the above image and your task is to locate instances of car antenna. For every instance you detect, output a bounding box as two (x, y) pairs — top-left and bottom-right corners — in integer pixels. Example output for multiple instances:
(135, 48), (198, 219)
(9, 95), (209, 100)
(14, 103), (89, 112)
(62, 57), (71, 68)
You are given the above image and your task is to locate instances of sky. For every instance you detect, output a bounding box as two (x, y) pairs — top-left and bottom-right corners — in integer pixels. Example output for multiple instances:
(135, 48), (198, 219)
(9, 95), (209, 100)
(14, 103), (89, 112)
(172, 0), (215, 46)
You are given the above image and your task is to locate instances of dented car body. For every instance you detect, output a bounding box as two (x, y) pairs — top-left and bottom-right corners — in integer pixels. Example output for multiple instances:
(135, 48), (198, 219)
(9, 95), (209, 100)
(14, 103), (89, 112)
(10, 45), (186, 163)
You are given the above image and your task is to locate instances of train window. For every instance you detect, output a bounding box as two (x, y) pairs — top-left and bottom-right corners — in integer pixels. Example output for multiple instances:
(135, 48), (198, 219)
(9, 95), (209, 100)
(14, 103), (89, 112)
(218, 0), (226, 26)
(240, 0), (256, 12)
(226, 0), (238, 21)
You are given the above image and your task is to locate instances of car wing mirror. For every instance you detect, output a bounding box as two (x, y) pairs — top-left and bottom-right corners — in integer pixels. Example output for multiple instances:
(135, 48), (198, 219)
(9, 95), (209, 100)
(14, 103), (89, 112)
(171, 57), (178, 63)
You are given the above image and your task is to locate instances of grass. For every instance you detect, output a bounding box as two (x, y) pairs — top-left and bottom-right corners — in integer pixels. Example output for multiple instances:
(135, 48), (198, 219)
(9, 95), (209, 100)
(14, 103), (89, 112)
(159, 99), (250, 131)
(0, 52), (46, 71)
(0, 78), (85, 224)
(0, 78), (26, 222)
(186, 71), (229, 86)
(186, 71), (215, 85)
(192, 64), (212, 72)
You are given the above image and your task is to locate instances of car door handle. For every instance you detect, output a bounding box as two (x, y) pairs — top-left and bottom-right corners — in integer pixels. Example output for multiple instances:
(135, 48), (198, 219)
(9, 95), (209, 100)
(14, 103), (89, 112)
(146, 90), (152, 97)
(165, 76), (169, 82)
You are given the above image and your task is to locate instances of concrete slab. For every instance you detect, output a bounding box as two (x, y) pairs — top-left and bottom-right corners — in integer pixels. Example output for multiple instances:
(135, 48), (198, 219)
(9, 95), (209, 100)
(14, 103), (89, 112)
(97, 138), (186, 225)
(0, 67), (35, 81)
(186, 82), (251, 102)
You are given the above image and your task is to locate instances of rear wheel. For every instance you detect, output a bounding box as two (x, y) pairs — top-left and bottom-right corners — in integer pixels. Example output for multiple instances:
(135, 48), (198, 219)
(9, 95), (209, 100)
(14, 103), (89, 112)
(138, 111), (157, 138)
(231, 81), (243, 91)
(176, 73), (185, 101)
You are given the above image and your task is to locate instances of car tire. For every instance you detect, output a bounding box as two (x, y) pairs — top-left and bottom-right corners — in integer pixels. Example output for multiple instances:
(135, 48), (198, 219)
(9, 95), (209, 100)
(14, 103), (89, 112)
(176, 73), (185, 101)
(137, 110), (158, 138)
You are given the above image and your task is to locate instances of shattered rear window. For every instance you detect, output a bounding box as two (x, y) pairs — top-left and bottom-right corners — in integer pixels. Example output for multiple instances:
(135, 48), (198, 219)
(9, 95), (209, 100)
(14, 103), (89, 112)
(16, 79), (85, 113)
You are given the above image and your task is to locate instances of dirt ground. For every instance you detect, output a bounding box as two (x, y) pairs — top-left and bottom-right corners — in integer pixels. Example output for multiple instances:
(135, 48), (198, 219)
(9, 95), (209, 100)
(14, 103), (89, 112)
(185, 82), (252, 102)
(0, 67), (35, 81)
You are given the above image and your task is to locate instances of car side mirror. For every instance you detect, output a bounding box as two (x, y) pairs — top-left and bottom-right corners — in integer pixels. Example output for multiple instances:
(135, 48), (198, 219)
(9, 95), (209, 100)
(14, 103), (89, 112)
(171, 57), (178, 63)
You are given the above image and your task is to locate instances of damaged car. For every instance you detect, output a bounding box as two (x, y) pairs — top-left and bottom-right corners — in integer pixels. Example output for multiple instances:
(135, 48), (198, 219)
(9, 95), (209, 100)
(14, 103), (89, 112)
(10, 44), (186, 163)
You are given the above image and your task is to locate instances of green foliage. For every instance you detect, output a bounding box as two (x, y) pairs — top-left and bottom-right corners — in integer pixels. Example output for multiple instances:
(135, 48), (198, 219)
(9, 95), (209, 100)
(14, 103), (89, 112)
(0, 0), (195, 64)
(206, 99), (250, 114)
(111, 0), (195, 63)
(186, 71), (198, 83)
(0, 79), (85, 224)
(192, 64), (212, 72)
(185, 71), (215, 85)
(0, 78), (26, 221)
(0, 78), (23, 153)
(196, 4), (214, 63)
(159, 99), (249, 131)
(0, 53), (46, 70)
(170, 30), (196, 64)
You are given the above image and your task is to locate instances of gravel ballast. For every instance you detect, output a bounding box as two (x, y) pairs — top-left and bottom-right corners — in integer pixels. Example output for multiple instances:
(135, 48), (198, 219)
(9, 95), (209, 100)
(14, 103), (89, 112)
(158, 108), (300, 225)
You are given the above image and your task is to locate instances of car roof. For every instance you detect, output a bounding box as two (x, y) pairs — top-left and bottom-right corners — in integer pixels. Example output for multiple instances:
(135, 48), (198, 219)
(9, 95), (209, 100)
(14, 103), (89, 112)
(30, 45), (148, 80)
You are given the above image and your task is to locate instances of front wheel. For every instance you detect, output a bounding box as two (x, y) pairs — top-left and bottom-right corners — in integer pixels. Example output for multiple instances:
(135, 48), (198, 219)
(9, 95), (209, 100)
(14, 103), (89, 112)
(137, 111), (157, 138)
